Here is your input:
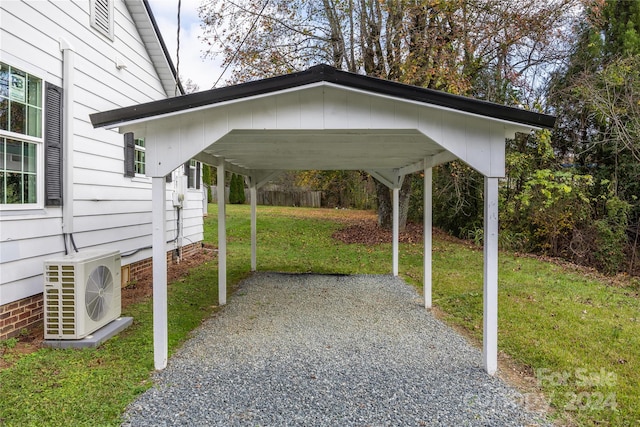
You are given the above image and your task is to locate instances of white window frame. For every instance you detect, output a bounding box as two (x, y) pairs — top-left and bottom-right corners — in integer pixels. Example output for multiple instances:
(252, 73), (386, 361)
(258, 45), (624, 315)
(188, 159), (198, 189)
(0, 62), (45, 210)
(90, 0), (115, 41)
(134, 137), (146, 177)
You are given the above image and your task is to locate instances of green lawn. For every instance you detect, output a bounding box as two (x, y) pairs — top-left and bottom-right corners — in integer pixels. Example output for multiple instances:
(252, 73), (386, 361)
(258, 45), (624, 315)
(1, 204), (638, 426)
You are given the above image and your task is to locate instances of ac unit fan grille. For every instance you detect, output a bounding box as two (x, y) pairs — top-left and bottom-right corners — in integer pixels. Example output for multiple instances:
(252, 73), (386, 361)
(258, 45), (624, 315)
(85, 265), (114, 321)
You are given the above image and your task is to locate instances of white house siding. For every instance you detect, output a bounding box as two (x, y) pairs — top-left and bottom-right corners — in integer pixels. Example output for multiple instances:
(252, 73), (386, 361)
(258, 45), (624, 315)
(0, 0), (203, 309)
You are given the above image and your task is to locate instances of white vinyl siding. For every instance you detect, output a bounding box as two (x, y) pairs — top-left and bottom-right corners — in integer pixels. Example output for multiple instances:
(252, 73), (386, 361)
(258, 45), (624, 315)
(0, 0), (202, 306)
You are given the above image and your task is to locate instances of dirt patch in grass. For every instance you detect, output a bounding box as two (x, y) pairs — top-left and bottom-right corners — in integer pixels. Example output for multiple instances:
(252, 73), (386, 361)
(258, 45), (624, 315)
(275, 207), (378, 223)
(332, 220), (422, 244)
(121, 243), (217, 307)
(0, 244), (217, 371)
(331, 216), (470, 246)
(0, 328), (43, 370)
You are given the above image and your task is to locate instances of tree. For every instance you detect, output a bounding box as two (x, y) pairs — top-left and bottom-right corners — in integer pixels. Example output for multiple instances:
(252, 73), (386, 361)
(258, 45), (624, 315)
(229, 174), (246, 204)
(548, 0), (640, 272)
(200, 0), (579, 230)
(202, 164), (213, 203)
(296, 170), (375, 209)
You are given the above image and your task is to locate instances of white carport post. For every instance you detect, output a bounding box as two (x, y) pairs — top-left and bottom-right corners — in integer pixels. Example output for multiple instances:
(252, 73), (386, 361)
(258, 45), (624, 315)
(250, 183), (257, 272)
(152, 176), (168, 370)
(483, 177), (499, 375)
(392, 186), (400, 277)
(423, 159), (433, 309)
(217, 163), (227, 306)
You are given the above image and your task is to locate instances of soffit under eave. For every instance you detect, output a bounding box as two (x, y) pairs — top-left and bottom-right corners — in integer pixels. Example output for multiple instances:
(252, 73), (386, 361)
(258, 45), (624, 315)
(114, 84), (535, 178)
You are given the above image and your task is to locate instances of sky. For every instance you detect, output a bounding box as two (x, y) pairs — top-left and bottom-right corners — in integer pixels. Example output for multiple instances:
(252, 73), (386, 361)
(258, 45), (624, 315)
(147, 0), (226, 92)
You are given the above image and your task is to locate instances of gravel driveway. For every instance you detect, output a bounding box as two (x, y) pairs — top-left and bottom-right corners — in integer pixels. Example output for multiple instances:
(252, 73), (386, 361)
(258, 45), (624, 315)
(122, 273), (548, 426)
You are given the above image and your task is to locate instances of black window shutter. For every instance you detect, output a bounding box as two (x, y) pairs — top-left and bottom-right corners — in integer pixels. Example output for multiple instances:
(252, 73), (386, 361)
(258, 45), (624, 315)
(195, 162), (201, 189)
(45, 82), (63, 207)
(184, 160), (193, 188)
(123, 132), (135, 177)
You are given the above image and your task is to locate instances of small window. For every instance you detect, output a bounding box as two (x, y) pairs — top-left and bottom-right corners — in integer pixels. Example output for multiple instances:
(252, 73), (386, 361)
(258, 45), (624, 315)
(134, 138), (145, 175)
(188, 160), (197, 188)
(184, 159), (200, 189)
(90, 0), (114, 40)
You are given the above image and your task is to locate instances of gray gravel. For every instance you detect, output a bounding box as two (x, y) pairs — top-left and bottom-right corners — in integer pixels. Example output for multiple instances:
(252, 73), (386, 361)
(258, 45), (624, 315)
(122, 273), (549, 426)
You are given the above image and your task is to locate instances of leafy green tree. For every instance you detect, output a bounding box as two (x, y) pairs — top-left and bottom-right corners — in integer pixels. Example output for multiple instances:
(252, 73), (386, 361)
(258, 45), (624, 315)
(548, 0), (640, 272)
(296, 170), (375, 209)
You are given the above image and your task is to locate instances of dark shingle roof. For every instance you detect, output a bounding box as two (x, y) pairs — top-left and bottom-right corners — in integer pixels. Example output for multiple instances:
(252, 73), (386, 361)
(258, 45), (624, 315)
(91, 64), (555, 129)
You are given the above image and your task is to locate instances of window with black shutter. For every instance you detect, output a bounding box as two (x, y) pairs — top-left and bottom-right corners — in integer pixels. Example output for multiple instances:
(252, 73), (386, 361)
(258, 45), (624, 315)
(45, 82), (63, 206)
(0, 62), (49, 206)
(123, 132), (135, 177)
(184, 160), (193, 188)
(195, 161), (201, 190)
(123, 134), (146, 177)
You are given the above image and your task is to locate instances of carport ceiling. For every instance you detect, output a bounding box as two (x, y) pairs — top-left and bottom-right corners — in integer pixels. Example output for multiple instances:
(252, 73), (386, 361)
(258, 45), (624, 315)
(207, 129), (441, 171)
(91, 64), (555, 178)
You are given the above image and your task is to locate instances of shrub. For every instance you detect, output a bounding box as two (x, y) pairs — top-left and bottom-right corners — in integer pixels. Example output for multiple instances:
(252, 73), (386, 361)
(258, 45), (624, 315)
(229, 174), (246, 204)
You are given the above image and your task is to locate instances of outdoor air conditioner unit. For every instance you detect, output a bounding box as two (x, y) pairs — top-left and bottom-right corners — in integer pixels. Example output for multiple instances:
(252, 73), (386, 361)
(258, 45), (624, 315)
(44, 251), (121, 340)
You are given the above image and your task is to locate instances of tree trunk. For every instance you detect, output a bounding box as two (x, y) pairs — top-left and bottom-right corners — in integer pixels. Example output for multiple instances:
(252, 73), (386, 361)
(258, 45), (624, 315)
(398, 175), (412, 231)
(374, 175), (412, 231)
(375, 179), (392, 229)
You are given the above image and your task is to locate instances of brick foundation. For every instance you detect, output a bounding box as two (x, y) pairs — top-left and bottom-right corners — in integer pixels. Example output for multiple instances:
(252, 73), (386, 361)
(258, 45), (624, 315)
(0, 295), (44, 339)
(0, 242), (204, 341)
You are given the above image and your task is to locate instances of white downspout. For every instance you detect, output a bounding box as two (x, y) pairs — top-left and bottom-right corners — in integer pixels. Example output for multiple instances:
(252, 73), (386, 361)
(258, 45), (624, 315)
(59, 38), (74, 242)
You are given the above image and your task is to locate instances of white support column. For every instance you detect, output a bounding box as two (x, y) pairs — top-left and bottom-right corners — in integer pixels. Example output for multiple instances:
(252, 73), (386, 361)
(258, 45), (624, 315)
(217, 164), (227, 306)
(483, 176), (499, 375)
(152, 177), (168, 370)
(424, 162), (433, 309)
(392, 186), (400, 276)
(250, 184), (257, 272)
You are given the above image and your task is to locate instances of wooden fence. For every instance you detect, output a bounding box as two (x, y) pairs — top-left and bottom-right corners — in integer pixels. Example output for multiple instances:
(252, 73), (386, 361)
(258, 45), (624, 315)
(211, 186), (322, 208)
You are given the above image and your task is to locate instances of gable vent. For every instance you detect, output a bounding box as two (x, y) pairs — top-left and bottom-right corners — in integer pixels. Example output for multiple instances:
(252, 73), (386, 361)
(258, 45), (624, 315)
(90, 0), (114, 40)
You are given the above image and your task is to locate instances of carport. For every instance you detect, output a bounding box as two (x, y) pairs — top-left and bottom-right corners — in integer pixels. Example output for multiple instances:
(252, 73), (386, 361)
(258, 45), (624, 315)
(91, 65), (554, 375)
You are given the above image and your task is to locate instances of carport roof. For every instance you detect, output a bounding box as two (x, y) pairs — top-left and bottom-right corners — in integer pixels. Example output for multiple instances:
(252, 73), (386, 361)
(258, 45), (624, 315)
(90, 64), (555, 130)
(91, 65), (556, 374)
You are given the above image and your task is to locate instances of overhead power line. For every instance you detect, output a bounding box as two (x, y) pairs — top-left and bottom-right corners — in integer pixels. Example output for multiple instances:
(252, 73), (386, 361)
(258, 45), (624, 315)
(212, 0), (270, 89)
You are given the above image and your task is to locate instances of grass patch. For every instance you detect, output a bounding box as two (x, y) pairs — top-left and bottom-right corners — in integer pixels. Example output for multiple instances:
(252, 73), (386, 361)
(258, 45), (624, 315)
(1, 204), (638, 426)
(0, 249), (221, 426)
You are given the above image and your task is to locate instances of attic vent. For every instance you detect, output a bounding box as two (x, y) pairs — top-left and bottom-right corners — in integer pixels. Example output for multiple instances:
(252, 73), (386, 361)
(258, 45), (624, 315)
(90, 0), (114, 40)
